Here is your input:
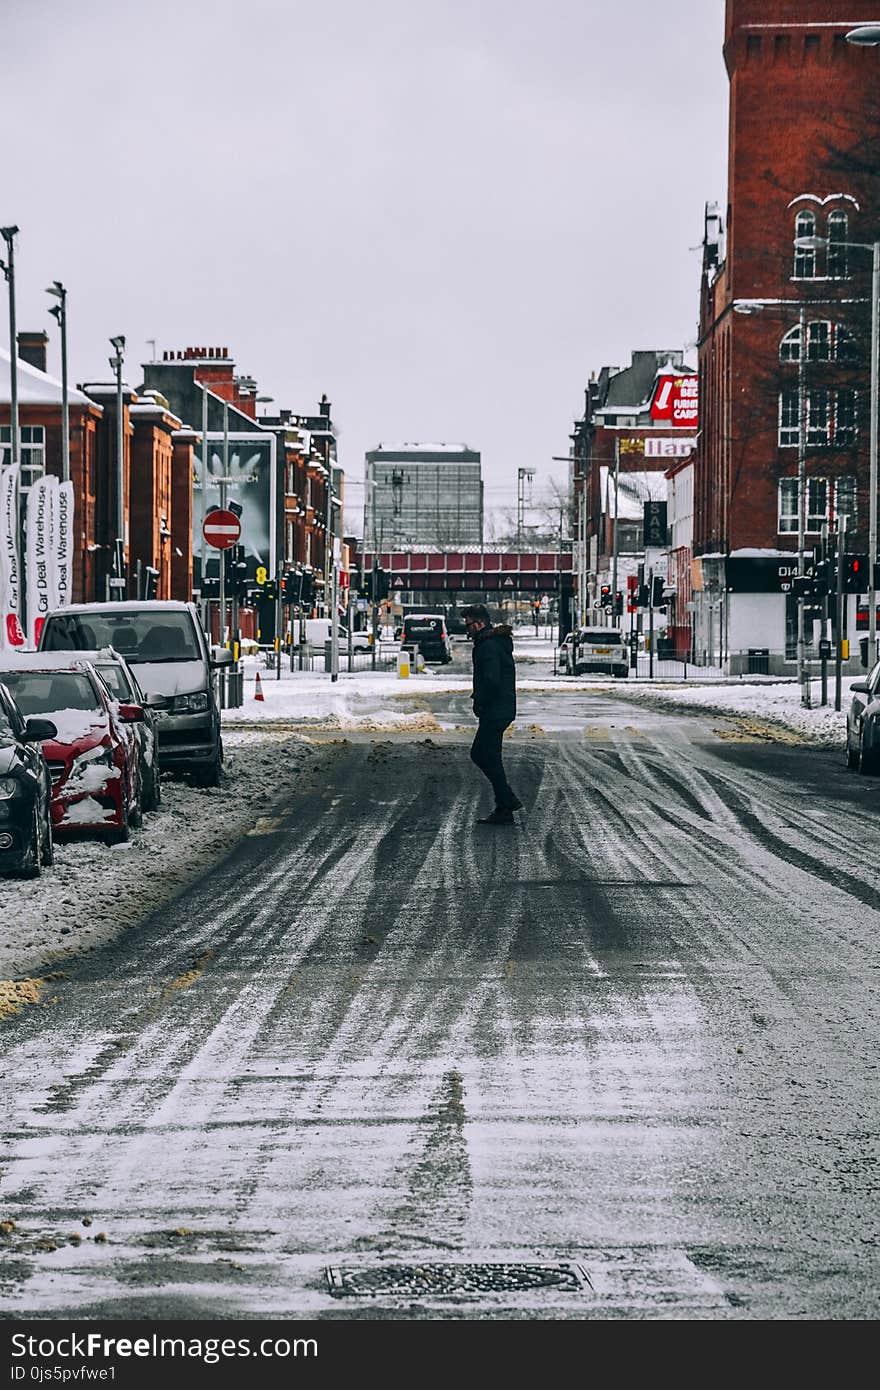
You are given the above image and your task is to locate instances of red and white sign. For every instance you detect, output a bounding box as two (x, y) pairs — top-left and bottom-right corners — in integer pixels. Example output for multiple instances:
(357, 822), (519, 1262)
(650, 375), (699, 428)
(202, 509), (241, 549)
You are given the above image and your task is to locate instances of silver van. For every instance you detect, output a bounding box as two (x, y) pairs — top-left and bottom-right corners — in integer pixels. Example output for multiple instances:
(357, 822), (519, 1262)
(39, 601), (232, 785)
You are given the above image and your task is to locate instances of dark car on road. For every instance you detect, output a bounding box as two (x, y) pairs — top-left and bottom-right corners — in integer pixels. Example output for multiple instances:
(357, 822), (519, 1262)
(845, 658), (880, 774)
(39, 600), (231, 786)
(401, 614), (453, 664)
(0, 682), (56, 878)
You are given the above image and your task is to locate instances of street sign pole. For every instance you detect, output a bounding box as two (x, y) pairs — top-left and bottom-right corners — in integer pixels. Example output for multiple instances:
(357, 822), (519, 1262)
(835, 516), (847, 713)
(371, 562), (378, 672)
(275, 561), (283, 681)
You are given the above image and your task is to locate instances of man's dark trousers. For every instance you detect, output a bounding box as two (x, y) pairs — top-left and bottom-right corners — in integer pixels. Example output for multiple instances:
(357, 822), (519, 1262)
(470, 718), (515, 810)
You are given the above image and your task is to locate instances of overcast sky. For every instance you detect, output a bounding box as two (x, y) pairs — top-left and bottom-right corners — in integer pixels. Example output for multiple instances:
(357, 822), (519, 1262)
(2, 0), (728, 532)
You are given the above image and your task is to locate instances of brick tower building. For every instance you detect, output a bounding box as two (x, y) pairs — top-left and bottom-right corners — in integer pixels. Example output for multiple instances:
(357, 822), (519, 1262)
(694, 0), (880, 671)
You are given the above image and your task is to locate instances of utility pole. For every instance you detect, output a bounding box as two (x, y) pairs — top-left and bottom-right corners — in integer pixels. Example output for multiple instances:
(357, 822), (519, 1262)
(370, 560), (378, 671)
(611, 433), (620, 629)
(796, 304), (810, 707)
(820, 521), (829, 707)
(46, 282), (69, 482)
(835, 516), (847, 713)
(219, 399), (228, 651)
(0, 227), (19, 469)
(109, 335), (126, 600)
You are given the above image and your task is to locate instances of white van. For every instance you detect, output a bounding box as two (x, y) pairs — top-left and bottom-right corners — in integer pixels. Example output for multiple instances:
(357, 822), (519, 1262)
(298, 618), (370, 650)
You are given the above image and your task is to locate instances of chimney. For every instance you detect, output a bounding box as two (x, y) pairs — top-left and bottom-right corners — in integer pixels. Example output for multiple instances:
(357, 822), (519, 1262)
(319, 393), (331, 419)
(18, 331), (49, 374)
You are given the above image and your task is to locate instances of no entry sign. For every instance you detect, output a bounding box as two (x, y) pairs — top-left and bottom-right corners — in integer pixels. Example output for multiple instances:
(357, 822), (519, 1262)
(202, 509), (241, 550)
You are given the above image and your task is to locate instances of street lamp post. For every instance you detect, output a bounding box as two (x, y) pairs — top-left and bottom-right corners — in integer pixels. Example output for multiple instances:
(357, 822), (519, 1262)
(0, 227), (19, 471)
(734, 298), (811, 703)
(46, 283), (69, 483)
(108, 335), (126, 600)
(796, 233), (880, 671)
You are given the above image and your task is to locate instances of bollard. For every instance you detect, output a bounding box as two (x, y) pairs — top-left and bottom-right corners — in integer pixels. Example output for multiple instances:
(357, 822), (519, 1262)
(397, 647), (411, 679)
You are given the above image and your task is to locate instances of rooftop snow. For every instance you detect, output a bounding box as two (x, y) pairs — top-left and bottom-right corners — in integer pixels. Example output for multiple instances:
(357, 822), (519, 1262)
(0, 348), (97, 409)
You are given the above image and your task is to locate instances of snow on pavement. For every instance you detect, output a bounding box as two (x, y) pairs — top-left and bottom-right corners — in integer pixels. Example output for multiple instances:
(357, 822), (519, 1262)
(614, 676), (859, 745)
(1, 730), (315, 981)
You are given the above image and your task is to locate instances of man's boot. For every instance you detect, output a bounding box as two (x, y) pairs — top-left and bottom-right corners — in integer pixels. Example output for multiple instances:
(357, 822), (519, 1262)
(476, 807), (515, 825)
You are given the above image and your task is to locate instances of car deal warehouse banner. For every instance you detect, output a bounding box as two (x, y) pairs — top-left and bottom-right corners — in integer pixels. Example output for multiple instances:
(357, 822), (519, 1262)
(0, 464), (25, 649)
(193, 433), (275, 589)
(26, 473), (64, 647)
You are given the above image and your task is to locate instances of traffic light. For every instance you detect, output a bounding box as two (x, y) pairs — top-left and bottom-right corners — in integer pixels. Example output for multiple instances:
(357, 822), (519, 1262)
(281, 570), (303, 605)
(811, 560), (832, 597)
(651, 575), (665, 608)
(613, 591), (623, 618)
(368, 567), (390, 602)
(142, 566), (159, 601)
(843, 553), (869, 594)
(300, 570), (315, 609)
(224, 544), (248, 597)
(600, 584), (612, 608)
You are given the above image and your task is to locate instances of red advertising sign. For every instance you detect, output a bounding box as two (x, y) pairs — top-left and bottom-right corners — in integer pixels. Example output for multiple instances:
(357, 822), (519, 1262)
(650, 374), (699, 428)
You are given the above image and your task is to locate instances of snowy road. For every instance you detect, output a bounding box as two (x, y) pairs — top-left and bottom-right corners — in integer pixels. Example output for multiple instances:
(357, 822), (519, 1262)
(1, 689), (879, 1320)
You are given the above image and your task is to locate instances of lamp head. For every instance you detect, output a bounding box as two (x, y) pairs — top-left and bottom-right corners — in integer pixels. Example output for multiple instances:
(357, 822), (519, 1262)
(0, 226), (19, 242)
(109, 334), (125, 353)
(46, 281), (65, 300)
(846, 24), (880, 45)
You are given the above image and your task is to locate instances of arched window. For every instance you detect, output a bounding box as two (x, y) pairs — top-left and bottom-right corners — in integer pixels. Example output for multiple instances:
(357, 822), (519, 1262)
(794, 210), (817, 277)
(827, 210), (849, 278)
(779, 321), (858, 362)
(779, 324), (803, 362)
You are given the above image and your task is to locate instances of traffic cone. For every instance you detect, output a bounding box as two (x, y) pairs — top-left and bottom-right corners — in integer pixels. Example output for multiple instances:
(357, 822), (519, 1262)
(254, 670), (265, 702)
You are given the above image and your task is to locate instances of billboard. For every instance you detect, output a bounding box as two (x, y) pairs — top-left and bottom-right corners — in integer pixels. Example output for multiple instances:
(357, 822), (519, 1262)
(650, 375), (699, 428)
(193, 433), (276, 588)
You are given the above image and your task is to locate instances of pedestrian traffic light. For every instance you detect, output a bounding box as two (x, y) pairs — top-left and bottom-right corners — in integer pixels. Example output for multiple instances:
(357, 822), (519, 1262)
(811, 560), (832, 597)
(281, 570), (303, 605)
(843, 553), (869, 594)
(224, 544), (248, 597)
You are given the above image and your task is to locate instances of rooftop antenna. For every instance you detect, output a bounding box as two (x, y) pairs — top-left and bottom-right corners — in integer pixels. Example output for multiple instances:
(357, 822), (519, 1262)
(146, 338), (157, 362)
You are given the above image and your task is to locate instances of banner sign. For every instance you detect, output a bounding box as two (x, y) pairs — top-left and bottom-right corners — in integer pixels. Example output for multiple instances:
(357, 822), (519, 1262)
(194, 435), (273, 589)
(55, 480), (74, 608)
(650, 375), (699, 428)
(0, 466), (25, 649)
(643, 500), (668, 549)
(644, 436), (697, 458)
(26, 474), (57, 647)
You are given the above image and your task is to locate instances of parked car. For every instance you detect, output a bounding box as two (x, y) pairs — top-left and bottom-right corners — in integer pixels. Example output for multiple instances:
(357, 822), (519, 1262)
(571, 628), (629, 678)
(0, 658), (144, 843)
(401, 614), (453, 664)
(0, 682), (56, 878)
(54, 647), (162, 811)
(556, 633), (575, 673)
(39, 600), (231, 787)
(845, 658), (880, 774)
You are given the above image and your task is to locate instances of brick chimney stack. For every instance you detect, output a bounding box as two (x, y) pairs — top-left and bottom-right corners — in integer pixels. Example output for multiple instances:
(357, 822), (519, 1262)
(17, 330), (49, 373)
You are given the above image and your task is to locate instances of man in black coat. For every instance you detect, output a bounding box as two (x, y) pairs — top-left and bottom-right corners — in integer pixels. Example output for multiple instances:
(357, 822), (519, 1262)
(462, 604), (522, 826)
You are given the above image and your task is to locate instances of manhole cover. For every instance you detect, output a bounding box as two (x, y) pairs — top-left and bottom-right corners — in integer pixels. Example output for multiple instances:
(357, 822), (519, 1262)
(326, 1262), (591, 1298)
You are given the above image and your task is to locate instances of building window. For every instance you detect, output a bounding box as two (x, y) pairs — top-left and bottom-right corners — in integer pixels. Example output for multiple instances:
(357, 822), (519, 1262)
(778, 477), (799, 533)
(835, 389), (857, 447)
(779, 321), (856, 362)
(0, 425), (45, 490)
(806, 476), (828, 530)
(794, 211), (817, 277)
(835, 475), (857, 525)
(827, 210), (849, 278)
(779, 391), (800, 446)
(806, 390), (830, 445)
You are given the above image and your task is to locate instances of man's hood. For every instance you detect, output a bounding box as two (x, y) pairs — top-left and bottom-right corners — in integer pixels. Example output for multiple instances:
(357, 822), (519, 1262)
(475, 624), (513, 644)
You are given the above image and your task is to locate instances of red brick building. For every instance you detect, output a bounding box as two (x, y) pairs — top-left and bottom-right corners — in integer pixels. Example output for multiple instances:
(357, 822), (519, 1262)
(694, 0), (880, 671)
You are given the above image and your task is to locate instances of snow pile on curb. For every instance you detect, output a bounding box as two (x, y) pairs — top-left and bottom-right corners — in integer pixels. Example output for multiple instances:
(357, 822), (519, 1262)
(1, 731), (316, 979)
(224, 667), (470, 729)
(614, 677), (857, 745)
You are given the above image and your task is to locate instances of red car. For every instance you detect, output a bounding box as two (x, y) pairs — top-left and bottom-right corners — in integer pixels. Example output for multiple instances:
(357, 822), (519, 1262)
(0, 658), (145, 843)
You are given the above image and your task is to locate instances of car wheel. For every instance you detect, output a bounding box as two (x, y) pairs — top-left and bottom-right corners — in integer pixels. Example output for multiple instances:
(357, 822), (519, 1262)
(147, 763), (162, 811)
(845, 732), (859, 769)
(41, 805), (55, 867)
(19, 808), (41, 879)
(192, 749), (223, 788)
(106, 789), (131, 845)
(858, 734), (879, 775)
